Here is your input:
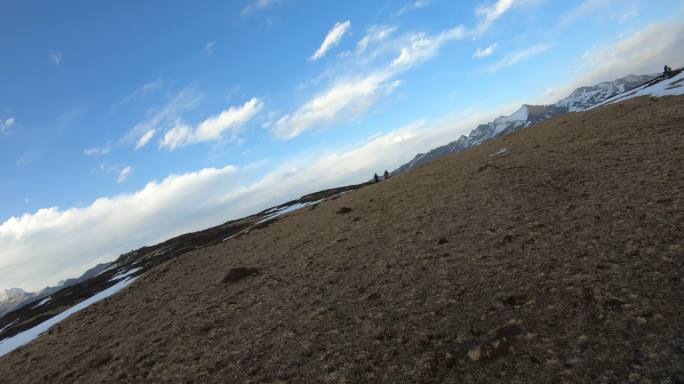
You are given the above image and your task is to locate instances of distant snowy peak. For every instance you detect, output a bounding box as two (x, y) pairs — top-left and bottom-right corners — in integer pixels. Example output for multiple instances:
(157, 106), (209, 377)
(556, 74), (656, 112)
(593, 70), (684, 107)
(0, 289), (28, 303)
(392, 71), (672, 175)
(0, 289), (36, 318)
(493, 105), (529, 125)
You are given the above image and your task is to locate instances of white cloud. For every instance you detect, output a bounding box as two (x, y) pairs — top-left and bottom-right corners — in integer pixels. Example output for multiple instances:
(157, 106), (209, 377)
(310, 20), (352, 61)
(389, 26), (466, 70)
(540, 20), (684, 104)
(473, 43), (497, 58)
(242, 0), (281, 16)
(0, 117), (15, 136)
(135, 129), (156, 150)
(160, 97), (264, 150)
(83, 147), (111, 156)
(0, 102), (514, 292)
(117, 166), (133, 183)
(276, 25), (466, 140)
(123, 86), (202, 148)
(483, 43), (551, 73)
(205, 41), (215, 55)
(160, 121), (193, 151)
(49, 52), (62, 65)
(475, 0), (516, 35)
(272, 74), (391, 139)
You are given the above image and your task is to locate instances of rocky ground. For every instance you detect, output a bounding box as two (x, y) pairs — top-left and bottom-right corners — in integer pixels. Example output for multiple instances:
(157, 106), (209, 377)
(0, 95), (682, 383)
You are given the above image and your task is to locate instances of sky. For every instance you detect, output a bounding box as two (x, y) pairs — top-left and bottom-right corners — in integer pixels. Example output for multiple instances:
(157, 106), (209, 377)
(1, 0), (684, 291)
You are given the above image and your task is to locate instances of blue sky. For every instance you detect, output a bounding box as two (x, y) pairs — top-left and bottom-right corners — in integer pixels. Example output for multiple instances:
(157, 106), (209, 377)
(2, 0), (683, 291)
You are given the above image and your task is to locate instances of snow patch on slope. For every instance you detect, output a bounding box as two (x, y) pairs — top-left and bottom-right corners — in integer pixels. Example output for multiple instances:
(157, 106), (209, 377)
(108, 267), (142, 282)
(594, 72), (684, 107)
(30, 297), (51, 309)
(0, 277), (138, 357)
(256, 200), (322, 225)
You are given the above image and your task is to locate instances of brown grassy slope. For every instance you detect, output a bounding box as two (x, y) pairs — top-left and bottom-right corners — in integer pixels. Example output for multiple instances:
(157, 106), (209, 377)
(0, 95), (683, 383)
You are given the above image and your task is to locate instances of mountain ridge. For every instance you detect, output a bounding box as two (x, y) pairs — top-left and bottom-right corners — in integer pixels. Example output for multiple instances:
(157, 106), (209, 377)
(393, 72), (665, 174)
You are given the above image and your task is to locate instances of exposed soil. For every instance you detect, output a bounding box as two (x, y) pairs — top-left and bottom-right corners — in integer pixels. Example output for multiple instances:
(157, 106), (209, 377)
(0, 95), (683, 383)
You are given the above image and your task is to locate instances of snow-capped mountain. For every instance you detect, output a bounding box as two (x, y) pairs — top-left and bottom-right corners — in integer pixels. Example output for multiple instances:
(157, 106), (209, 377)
(0, 262), (112, 318)
(0, 289), (36, 318)
(394, 72), (663, 174)
(556, 74), (655, 112)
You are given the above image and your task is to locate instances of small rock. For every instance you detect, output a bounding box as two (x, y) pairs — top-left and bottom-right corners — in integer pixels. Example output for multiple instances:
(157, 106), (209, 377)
(467, 346), (482, 361)
(603, 298), (625, 311)
(438, 237), (449, 245)
(502, 295), (528, 307)
(336, 207), (353, 214)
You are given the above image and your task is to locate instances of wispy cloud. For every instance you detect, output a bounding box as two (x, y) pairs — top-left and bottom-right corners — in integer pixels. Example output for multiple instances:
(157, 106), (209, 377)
(56, 106), (86, 131)
(83, 147), (111, 156)
(16, 152), (36, 166)
(160, 98), (264, 150)
(49, 52), (62, 65)
(272, 75), (396, 139)
(389, 26), (466, 70)
(394, 0), (430, 16)
(205, 41), (215, 55)
(117, 166), (133, 183)
(483, 43), (551, 73)
(357, 26), (397, 52)
(475, 0), (516, 35)
(135, 129), (156, 150)
(120, 78), (164, 105)
(0, 117), (15, 136)
(310, 20), (352, 61)
(123, 85), (203, 149)
(559, 0), (612, 28)
(473, 43), (497, 58)
(275, 25), (466, 140)
(242, 0), (281, 16)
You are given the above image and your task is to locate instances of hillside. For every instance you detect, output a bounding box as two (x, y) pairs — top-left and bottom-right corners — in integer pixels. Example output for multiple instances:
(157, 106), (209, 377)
(0, 183), (369, 346)
(0, 95), (683, 383)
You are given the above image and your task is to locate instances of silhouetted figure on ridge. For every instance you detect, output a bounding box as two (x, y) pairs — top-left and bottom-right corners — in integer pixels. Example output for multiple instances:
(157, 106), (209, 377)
(384, 170), (390, 180)
(374, 173), (379, 183)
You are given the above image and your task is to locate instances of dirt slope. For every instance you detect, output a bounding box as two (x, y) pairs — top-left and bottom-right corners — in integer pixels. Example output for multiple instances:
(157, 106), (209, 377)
(1, 95), (683, 383)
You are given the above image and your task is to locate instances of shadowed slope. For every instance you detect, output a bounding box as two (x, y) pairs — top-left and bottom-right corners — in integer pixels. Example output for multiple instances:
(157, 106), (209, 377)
(0, 95), (683, 383)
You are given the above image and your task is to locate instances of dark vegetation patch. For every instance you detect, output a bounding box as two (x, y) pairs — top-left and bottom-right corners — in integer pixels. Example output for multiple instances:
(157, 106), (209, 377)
(222, 267), (259, 284)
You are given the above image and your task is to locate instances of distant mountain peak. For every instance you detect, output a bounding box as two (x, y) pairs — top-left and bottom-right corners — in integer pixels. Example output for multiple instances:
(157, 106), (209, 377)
(393, 71), (665, 175)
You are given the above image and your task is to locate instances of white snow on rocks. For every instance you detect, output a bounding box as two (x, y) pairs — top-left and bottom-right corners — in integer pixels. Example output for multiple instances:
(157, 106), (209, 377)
(30, 296), (52, 309)
(593, 72), (684, 108)
(107, 267), (142, 282)
(256, 200), (322, 225)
